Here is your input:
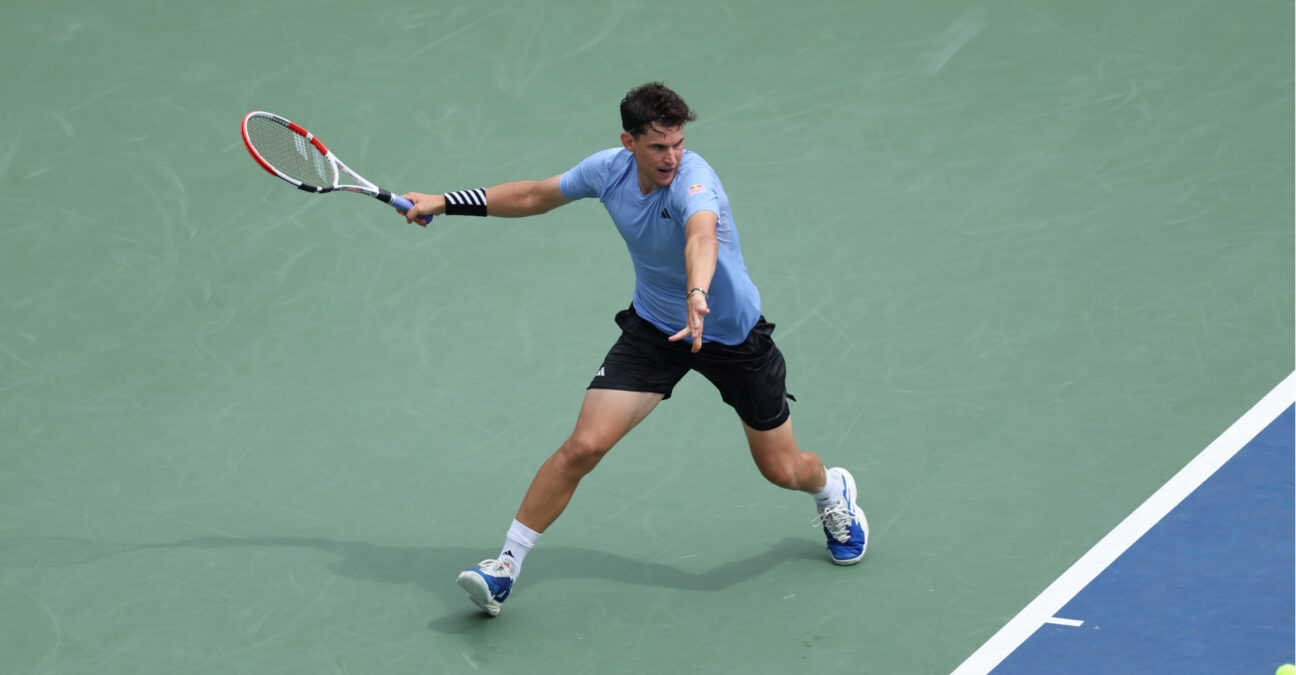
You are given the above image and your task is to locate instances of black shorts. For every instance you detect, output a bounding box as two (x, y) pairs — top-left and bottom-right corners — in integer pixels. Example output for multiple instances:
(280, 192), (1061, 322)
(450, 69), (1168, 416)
(588, 305), (793, 431)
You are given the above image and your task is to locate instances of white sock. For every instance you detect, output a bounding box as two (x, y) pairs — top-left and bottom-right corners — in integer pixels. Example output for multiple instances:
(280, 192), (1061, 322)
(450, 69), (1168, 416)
(812, 467), (840, 509)
(499, 519), (541, 579)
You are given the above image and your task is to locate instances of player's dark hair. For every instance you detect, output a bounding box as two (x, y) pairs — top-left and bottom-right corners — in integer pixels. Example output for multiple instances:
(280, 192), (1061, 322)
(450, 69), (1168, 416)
(620, 82), (697, 137)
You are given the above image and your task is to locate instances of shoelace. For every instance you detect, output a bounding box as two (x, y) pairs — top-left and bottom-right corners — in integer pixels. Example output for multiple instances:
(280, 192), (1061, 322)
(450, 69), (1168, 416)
(477, 559), (514, 578)
(813, 503), (854, 543)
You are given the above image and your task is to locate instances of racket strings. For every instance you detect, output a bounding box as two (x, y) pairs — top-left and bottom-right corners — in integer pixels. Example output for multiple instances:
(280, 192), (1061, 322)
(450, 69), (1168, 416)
(246, 116), (334, 188)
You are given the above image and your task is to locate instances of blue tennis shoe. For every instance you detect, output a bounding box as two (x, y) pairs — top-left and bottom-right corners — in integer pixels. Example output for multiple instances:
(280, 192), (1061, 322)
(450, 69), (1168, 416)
(816, 467), (869, 565)
(457, 559), (515, 616)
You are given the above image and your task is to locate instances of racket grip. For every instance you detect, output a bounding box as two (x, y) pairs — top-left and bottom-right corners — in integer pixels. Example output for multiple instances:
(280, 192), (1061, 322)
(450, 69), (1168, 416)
(391, 194), (433, 226)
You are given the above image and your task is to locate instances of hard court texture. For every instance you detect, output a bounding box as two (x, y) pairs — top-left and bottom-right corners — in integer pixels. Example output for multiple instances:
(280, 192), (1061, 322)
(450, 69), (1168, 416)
(0, 1), (1291, 673)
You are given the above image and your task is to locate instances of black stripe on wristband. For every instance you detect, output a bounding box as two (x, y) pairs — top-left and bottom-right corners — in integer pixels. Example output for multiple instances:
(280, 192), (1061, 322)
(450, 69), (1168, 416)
(444, 188), (487, 216)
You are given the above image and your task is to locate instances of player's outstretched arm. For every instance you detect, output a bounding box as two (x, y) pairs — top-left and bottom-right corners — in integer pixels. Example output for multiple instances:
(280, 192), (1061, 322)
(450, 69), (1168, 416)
(402, 175), (570, 223)
(669, 210), (718, 353)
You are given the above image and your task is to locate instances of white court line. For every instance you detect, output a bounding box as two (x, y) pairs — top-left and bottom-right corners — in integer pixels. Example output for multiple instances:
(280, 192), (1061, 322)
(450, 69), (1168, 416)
(952, 370), (1296, 675)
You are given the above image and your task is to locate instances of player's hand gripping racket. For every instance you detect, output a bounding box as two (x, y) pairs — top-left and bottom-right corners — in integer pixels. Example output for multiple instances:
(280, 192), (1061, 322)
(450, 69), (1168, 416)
(240, 111), (431, 226)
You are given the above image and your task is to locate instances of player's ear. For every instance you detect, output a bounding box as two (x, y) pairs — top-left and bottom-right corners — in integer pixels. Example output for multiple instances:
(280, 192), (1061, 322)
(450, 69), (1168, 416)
(620, 131), (635, 152)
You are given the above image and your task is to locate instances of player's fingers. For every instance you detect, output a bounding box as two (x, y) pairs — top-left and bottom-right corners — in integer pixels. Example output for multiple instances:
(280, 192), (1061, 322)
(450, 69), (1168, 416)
(667, 325), (689, 342)
(400, 193), (422, 223)
(689, 317), (704, 352)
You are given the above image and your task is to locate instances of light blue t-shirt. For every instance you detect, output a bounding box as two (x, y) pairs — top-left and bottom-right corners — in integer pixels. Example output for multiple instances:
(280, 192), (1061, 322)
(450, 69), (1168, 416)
(560, 148), (761, 345)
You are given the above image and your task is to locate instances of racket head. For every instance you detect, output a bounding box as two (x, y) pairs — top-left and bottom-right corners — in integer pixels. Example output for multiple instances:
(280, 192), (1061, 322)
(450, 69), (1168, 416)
(241, 111), (337, 192)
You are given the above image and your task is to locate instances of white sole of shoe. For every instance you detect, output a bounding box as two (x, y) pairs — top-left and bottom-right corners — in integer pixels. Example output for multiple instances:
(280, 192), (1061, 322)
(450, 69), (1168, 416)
(457, 570), (502, 616)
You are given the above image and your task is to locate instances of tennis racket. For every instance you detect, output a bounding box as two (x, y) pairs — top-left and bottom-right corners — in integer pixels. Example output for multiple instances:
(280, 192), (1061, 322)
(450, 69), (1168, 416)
(240, 111), (431, 226)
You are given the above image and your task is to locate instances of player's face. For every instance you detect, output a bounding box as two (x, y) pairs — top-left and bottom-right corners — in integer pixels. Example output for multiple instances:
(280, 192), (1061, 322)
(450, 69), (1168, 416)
(622, 124), (685, 194)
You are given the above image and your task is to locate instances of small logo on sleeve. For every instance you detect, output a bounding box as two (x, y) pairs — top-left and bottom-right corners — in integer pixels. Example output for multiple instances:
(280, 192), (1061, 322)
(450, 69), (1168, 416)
(688, 183), (707, 195)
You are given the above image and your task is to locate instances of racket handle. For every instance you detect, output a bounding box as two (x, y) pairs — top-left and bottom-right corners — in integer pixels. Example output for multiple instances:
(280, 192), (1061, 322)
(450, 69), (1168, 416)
(390, 194), (433, 226)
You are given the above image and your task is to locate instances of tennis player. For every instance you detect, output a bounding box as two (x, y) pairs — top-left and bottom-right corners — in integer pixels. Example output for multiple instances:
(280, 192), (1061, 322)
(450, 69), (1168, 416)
(401, 82), (867, 617)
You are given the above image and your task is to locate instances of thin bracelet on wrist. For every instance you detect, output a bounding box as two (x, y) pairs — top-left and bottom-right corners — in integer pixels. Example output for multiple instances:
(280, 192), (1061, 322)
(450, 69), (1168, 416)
(686, 287), (707, 299)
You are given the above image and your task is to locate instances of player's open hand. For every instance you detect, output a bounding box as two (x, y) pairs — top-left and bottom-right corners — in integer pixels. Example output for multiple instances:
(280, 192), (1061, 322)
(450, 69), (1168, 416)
(669, 294), (710, 353)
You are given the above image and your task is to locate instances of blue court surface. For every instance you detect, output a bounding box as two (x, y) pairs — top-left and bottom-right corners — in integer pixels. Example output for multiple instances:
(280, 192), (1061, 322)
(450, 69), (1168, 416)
(957, 374), (1296, 674)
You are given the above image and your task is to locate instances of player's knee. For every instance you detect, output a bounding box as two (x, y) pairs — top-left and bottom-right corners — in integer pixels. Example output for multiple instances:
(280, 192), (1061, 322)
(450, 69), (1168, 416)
(558, 433), (610, 475)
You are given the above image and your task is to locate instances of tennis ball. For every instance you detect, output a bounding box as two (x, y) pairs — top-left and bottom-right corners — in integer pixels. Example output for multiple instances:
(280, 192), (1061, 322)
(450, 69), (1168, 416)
(1276, 664), (1295, 675)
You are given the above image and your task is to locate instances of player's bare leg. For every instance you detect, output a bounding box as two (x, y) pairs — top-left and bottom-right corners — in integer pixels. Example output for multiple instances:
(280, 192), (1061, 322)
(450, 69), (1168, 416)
(517, 388), (664, 531)
(744, 418), (829, 492)
(458, 388), (663, 616)
(745, 418), (869, 565)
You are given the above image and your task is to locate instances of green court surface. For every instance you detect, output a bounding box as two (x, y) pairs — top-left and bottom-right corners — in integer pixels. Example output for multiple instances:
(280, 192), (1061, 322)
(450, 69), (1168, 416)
(1, 1), (1291, 673)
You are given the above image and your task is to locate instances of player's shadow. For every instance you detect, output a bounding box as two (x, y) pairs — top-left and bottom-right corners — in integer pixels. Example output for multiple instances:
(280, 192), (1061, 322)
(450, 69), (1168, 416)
(0, 534), (822, 634)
